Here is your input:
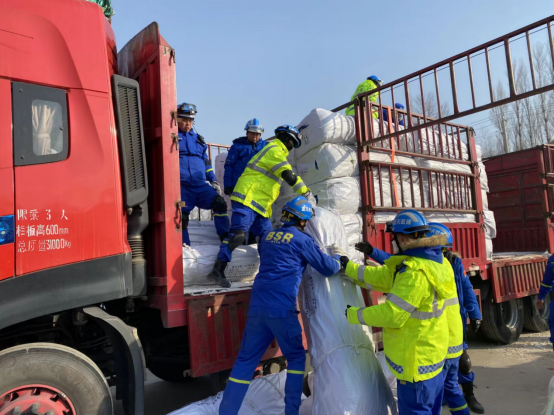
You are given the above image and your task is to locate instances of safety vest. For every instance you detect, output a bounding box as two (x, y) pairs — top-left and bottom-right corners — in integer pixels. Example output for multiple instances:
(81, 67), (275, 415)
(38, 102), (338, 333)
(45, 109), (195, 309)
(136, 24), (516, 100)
(231, 139), (309, 218)
(346, 79), (380, 118)
(345, 254), (457, 382)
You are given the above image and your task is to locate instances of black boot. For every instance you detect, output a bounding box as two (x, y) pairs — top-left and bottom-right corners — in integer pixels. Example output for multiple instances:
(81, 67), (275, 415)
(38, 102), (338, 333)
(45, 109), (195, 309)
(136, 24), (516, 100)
(462, 382), (484, 414)
(207, 259), (231, 288)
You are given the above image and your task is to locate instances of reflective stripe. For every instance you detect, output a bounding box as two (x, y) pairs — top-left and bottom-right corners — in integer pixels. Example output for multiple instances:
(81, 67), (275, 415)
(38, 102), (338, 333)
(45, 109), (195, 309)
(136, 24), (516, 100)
(223, 240), (229, 244)
(248, 164), (283, 184)
(250, 200), (267, 214)
(292, 180), (306, 192)
(387, 294), (417, 314)
(213, 213), (228, 217)
(229, 377), (251, 385)
(231, 191), (246, 200)
(385, 355), (404, 374)
(287, 369), (304, 375)
(356, 308), (369, 325)
(444, 297), (459, 306)
(542, 283), (552, 288)
(357, 265), (366, 282)
(448, 343), (464, 355)
(206, 168), (214, 173)
(450, 404), (469, 412)
(333, 258), (341, 267)
(418, 358), (445, 375)
(270, 160), (290, 173)
(410, 301), (446, 320)
(247, 144), (276, 168)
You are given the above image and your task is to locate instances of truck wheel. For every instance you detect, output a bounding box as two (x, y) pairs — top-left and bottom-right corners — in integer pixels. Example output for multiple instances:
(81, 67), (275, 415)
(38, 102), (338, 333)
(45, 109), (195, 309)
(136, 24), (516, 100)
(523, 295), (550, 332)
(262, 357), (287, 375)
(481, 297), (524, 345)
(147, 362), (192, 383)
(209, 369), (231, 394)
(0, 343), (112, 415)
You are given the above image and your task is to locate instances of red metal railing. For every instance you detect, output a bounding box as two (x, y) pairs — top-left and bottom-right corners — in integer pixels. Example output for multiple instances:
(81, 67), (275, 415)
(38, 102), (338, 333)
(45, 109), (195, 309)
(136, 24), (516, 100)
(206, 143), (230, 161)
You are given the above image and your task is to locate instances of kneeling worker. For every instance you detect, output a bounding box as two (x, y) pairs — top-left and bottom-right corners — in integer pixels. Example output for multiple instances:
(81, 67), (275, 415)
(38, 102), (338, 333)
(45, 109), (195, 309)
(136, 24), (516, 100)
(339, 210), (457, 415)
(207, 125), (315, 288)
(218, 197), (342, 415)
(177, 102), (229, 244)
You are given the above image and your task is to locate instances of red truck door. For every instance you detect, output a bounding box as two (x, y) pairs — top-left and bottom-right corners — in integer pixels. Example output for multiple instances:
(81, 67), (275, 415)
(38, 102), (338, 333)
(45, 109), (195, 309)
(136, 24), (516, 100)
(0, 79), (15, 281)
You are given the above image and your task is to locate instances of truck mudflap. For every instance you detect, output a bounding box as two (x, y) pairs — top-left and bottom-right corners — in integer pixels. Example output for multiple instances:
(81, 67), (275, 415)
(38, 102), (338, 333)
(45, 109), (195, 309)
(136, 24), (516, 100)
(186, 292), (308, 378)
(84, 307), (146, 415)
(490, 256), (548, 302)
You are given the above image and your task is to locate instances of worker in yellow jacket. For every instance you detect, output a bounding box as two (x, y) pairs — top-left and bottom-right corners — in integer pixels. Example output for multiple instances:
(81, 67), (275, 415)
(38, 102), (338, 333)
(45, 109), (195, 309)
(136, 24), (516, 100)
(207, 125), (315, 287)
(345, 75), (383, 118)
(338, 209), (457, 415)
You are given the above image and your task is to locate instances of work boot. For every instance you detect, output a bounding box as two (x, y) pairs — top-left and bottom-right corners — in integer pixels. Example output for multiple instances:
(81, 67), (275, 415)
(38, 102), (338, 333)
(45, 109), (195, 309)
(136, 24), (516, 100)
(462, 382), (485, 414)
(207, 259), (231, 288)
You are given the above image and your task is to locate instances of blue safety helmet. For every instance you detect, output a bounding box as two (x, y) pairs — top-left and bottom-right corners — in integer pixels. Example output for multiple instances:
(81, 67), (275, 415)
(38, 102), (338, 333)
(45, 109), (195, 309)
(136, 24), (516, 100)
(281, 196), (313, 224)
(177, 102), (197, 119)
(245, 118), (264, 134)
(367, 75), (383, 87)
(395, 103), (405, 110)
(275, 125), (302, 148)
(385, 209), (429, 234)
(426, 222), (453, 247)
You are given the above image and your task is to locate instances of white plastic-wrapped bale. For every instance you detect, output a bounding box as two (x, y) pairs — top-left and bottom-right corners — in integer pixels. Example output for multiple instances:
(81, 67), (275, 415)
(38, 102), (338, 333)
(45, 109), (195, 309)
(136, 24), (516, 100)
(347, 245), (365, 265)
(301, 207), (397, 415)
(187, 221), (222, 246)
(341, 213), (363, 246)
(296, 144), (358, 186)
(294, 109), (357, 159)
(183, 244), (260, 287)
(189, 208), (213, 222)
(310, 177), (361, 215)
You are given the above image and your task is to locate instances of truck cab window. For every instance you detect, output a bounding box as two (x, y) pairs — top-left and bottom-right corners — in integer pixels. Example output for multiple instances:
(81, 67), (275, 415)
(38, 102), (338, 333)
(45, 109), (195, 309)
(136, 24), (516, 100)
(12, 82), (69, 166)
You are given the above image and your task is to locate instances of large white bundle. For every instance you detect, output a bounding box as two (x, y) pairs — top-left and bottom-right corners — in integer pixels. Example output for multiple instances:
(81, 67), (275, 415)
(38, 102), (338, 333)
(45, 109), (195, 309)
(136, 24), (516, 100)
(301, 207), (397, 415)
(168, 371), (297, 415)
(347, 245), (365, 265)
(294, 109), (356, 158)
(297, 144), (358, 186)
(189, 208), (212, 221)
(484, 209), (496, 239)
(183, 244), (259, 287)
(341, 213), (363, 246)
(187, 221), (222, 245)
(311, 177), (361, 215)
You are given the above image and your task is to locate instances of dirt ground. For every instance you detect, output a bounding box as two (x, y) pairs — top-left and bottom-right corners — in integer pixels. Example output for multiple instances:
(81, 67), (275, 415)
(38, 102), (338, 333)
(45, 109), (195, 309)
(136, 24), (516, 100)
(114, 331), (554, 415)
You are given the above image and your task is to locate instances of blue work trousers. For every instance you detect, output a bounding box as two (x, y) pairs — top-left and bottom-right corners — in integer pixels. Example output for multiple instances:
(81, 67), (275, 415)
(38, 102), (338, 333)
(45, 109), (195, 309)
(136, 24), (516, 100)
(217, 202), (272, 262)
(397, 374), (444, 415)
(219, 308), (306, 415)
(443, 358), (470, 414)
(181, 182), (229, 245)
(550, 298), (554, 345)
(457, 369), (474, 385)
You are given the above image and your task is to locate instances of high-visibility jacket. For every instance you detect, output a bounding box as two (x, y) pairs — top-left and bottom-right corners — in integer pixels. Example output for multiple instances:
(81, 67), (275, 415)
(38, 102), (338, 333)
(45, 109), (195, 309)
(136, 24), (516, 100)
(367, 246), (464, 360)
(344, 236), (457, 382)
(346, 79), (379, 118)
(231, 139), (309, 218)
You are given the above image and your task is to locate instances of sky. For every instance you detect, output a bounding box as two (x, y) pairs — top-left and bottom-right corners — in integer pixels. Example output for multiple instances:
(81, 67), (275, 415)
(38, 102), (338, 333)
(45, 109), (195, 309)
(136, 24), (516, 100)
(110, 0), (554, 147)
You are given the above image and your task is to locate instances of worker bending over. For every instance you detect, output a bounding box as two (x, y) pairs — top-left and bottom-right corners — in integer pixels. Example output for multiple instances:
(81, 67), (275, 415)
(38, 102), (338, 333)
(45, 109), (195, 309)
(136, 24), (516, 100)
(207, 125), (315, 287)
(339, 210), (457, 415)
(223, 119), (268, 244)
(177, 103), (229, 245)
(536, 253), (554, 352)
(218, 197), (342, 415)
(345, 75), (383, 118)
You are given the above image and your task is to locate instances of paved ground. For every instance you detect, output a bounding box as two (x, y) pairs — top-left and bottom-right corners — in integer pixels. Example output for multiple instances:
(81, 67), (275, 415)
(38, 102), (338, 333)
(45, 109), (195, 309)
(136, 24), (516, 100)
(114, 331), (554, 415)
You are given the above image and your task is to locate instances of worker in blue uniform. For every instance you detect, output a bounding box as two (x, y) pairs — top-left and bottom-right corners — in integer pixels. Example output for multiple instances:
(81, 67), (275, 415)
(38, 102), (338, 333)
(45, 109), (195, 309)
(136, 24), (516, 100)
(536, 253), (554, 352)
(223, 119), (268, 244)
(218, 196), (342, 415)
(177, 103), (229, 245)
(355, 222), (484, 414)
(382, 103), (406, 126)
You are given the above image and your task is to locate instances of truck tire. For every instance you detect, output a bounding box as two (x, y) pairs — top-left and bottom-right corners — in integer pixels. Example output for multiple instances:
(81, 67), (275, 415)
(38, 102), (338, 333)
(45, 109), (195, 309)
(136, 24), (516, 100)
(481, 296), (524, 345)
(523, 295), (550, 332)
(209, 369), (231, 394)
(0, 343), (112, 415)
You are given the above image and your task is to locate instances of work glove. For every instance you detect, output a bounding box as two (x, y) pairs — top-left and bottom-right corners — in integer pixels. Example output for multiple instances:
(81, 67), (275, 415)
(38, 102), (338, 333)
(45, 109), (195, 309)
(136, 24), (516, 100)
(345, 305), (351, 318)
(330, 243), (347, 258)
(303, 190), (317, 206)
(355, 241), (374, 256)
(211, 181), (222, 196)
(340, 256), (350, 270)
(471, 319), (482, 332)
(224, 187), (233, 196)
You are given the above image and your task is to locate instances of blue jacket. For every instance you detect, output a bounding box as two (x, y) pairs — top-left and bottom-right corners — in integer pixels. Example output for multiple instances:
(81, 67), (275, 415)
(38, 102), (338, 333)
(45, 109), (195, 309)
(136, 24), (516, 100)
(223, 137), (268, 190)
(538, 253), (554, 300)
(369, 247), (481, 347)
(178, 130), (216, 186)
(382, 110), (405, 126)
(249, 225), (341, 311)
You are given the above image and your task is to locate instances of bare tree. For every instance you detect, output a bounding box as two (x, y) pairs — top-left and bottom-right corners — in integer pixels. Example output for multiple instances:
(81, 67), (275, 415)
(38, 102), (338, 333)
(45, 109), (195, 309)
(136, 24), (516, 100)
(534, 42), (554, 142)
(489, 82), (510, 154)
(477, 127), (504, 158)
(411, 92), (451, 119)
